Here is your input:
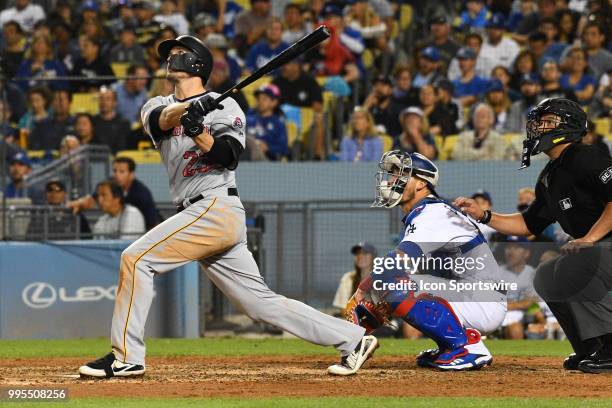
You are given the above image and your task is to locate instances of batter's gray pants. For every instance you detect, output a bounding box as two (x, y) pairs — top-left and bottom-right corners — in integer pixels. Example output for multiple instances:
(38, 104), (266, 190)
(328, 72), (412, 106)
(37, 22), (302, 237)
(110, 194), (365, 365)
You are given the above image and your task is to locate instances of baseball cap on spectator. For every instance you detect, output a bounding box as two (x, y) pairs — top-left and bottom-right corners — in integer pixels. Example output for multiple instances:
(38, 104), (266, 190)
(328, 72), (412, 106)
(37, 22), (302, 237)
(9, 152), (31, 167)
(372, 75), (392, 86)
(321, 4), (343, 17)
(486, 79), (504, 93)
(471, 189), (492, 205)
(133, 1), (154, 10)
(486, 13), (506, 29)
(204, 33), (228, 49)
(420, 46), (440, 62)
(81, 0), (99, 12)
(528, 31), (547, 43)
(505, 235), (530, 247)
(46, 180), (66, 192)
(456, 47), (477, 60)
(429, 14), (447, 25)
(193, 13), (216, 30)
(399, 106), (424, 122)
(351, 242), (377, 257)
(520, 73), (541, 85)
(254, 84), (281, 99)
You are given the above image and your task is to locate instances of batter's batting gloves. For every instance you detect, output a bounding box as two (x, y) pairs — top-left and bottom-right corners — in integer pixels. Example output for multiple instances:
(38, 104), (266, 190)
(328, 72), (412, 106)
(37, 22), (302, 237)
(180, 111), (204, 138)
(187, 95), (224, 118)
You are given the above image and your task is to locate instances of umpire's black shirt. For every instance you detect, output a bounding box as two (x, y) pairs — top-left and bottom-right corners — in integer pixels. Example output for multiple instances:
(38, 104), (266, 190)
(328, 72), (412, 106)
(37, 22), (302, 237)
(522, 143), (612, 239)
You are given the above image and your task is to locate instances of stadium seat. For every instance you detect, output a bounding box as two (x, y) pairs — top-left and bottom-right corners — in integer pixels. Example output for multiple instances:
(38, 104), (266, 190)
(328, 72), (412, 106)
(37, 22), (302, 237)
(138, 141), (153, 150)
(433, 135), (445, 159)
(595, 118), (609, 136)
(299, 107), (315, 140)
(70, 93), (99, 115)
(242, 75), (273, 107)
(439, 135), (458, 161)
(111, 62), (129, 78)
(116, 149), (161, 164)
(234, 0), (251, 9)
(399, 4), (413, 30)
(286, 121), (299, 149)
(380, 134), (394, 152)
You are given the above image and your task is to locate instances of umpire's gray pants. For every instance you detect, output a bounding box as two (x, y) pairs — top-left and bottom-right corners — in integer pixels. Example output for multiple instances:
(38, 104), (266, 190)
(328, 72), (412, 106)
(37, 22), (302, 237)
(110, 195), (365, 365)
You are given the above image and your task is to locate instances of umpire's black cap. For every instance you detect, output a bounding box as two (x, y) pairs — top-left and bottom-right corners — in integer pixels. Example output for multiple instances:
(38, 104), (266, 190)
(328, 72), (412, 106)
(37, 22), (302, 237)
(158, 35), (213, 80)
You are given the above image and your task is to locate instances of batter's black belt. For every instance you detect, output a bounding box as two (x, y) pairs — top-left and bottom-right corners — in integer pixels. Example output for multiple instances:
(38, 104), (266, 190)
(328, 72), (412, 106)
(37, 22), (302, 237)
(177, 187), (238, 212)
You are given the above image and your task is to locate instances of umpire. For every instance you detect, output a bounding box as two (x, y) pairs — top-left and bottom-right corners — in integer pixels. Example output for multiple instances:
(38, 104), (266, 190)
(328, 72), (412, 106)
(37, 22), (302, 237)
(455, 98), (612, 374)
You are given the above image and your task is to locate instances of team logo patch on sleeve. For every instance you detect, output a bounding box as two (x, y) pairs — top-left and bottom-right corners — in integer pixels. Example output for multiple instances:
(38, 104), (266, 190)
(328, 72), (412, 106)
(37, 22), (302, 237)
(599, 166), (612, 184)
(232, 117), (243, 129)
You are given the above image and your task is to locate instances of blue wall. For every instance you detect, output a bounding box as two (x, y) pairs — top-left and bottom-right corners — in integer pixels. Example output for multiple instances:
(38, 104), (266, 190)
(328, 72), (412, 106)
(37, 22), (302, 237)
(136, 160), (547, 213)
(0, 241), (199, 339)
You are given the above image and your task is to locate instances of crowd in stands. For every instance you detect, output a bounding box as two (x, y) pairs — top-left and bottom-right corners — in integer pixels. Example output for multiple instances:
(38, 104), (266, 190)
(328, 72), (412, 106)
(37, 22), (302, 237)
(0, 0), (610, 166)
(1, 0), (612, 238)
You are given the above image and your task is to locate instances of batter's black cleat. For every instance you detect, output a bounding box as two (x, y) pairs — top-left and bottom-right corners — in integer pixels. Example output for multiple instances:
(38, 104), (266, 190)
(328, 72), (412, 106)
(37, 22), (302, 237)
(563, 353), (590, 370)
(577, 350), (612, 374)
(79, 352), (145, 378)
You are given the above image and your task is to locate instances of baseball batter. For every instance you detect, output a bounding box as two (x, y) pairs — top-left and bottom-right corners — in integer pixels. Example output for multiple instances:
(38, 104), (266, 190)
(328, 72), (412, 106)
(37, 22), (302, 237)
(78, 35), (377, 378)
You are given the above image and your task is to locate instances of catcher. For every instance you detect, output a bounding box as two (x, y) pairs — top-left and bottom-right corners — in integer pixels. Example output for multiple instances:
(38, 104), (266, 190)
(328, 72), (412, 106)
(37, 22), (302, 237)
(346, 151), (507, 371)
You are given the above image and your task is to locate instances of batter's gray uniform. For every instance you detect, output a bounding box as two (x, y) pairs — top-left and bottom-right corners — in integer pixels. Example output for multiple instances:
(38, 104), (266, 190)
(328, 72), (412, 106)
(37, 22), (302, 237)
(110, 92), (364, 365)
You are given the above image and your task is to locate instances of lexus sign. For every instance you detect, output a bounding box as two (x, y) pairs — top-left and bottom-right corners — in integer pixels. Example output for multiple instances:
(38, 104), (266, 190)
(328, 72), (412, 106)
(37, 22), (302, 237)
(22, 282), (117, 309)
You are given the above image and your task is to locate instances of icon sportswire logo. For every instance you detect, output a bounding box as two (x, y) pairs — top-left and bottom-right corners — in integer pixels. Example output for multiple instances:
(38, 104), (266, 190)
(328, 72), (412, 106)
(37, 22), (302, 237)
(22, 282), (117, 309)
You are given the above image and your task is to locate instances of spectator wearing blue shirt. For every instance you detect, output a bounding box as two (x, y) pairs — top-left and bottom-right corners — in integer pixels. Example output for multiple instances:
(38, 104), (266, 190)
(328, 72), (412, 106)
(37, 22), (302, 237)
(339, 107), (382, 162)
(245, 17), (288, 73)
(453, 47), (490, 108)
(560, 47), (597, 105)
(395, 107), (437, 160)
(16, 32), (69, 91)
(5, 151), (44, 204)
(246, 84), (288, 161)
(459, 0), (490, 32)
(113, 64), (149, 125)
(537, 18), (567, 64)
(413, 46), (442, 89)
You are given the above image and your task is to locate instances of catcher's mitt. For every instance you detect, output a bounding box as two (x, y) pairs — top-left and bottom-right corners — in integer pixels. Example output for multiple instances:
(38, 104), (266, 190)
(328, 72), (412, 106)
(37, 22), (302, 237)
(345, 297), (391, 334)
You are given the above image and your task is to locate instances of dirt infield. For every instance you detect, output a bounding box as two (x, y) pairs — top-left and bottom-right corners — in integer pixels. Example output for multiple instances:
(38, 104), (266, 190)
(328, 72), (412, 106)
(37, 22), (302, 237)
(0, 356), (609, 399)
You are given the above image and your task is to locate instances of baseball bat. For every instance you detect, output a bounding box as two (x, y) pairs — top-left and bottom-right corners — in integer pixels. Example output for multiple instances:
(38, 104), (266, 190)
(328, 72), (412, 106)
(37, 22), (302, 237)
(214, 25), (330, 105)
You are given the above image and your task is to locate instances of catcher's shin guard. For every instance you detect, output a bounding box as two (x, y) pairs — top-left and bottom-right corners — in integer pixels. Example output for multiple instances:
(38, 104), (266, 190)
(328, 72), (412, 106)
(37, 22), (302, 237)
(397, 294), (467, 351)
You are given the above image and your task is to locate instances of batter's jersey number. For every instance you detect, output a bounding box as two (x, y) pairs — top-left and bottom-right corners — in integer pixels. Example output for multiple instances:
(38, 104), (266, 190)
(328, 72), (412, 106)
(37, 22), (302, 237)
(183, 151), (218, 177)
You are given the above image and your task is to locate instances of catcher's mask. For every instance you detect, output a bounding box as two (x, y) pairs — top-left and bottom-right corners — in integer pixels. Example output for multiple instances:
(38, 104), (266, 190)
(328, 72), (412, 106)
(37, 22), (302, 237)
(521, 97), (587, 169)
(372, 150), (439, 208)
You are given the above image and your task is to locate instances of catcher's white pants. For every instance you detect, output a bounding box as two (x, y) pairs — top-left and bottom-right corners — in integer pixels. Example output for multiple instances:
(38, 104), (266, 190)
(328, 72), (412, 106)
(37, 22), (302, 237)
(111, 194), (365, 365)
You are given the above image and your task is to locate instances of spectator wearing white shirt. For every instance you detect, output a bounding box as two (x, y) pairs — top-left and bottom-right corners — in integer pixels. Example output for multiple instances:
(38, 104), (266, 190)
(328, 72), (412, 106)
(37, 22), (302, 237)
(480, 13), (520, 70)
(498, 237), (538, 340)
(447, 32), (495, 81)
(281, 3), (310, 44)
(93, 179), (145, 240)
(333, 242), (377, 311)
(0, 0), (45, 33)
(153, 0), (190, 36)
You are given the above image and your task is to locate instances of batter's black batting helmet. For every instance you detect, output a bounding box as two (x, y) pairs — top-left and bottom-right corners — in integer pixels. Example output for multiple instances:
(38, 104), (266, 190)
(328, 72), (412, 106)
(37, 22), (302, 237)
(520, 97), (587, 169)
(158, 35), (213, 82)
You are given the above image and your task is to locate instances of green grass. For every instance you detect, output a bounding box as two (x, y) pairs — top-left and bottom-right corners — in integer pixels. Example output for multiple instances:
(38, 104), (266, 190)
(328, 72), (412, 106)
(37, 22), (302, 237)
(2, 397), (611, 408)
(0, 337), (573, 359)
